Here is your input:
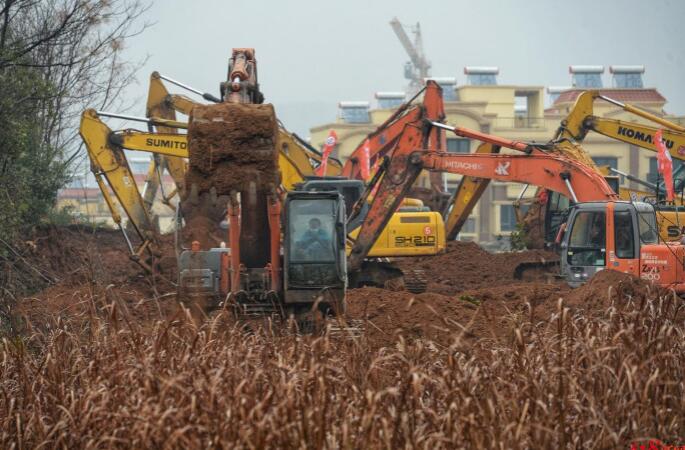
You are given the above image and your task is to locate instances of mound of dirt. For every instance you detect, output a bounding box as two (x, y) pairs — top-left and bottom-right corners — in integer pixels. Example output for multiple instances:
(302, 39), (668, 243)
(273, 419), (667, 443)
(346, 283), (568, 348)
(566, 269), (668, 309)
(396, 240), (560, 295)
(185, 102), (279, 196)
(14, 224), (679, 352)
(10, 226), (178, 327)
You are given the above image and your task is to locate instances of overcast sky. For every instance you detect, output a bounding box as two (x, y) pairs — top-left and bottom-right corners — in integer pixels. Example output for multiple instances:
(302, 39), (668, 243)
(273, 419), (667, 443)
(120, 0), (685, 137)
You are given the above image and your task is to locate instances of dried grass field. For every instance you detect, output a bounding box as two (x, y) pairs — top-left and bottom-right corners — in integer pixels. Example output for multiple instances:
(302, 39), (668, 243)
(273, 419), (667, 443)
(1, 226), (684, 448)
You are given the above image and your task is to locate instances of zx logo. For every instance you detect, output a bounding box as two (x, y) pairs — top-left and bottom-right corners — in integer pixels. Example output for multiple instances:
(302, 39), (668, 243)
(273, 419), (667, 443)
(495, 162), (510, 176)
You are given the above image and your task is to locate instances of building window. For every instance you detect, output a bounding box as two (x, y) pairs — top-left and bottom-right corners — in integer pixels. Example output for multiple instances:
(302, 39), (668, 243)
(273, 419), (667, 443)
(572, 73), (602, 88)
(462, 217), (476, 234)
(614, 73), (643, 88)
(648, 157), (685, 184)
(592, 156), (617, 170)
(499, 204), (517, 232)
(447, 138), (470, 153)
(467, 74), (497, 86)
(340, 106), (369, 124)
(648, 157), (658, 183)
(440, 84), (457, 101)
(377, 98), (404, 109)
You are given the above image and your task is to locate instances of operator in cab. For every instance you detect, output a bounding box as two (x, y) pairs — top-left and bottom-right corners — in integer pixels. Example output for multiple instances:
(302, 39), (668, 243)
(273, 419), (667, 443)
(296, 217), (333, 261)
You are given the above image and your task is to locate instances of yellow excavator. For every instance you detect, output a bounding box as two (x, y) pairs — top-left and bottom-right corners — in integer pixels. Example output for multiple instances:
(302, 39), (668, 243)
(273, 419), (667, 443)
(547, 90), (685, 242)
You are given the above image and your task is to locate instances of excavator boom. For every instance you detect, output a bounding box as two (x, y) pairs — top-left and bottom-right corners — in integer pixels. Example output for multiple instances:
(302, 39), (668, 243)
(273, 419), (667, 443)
(343, 81), (447, 211)
(348, 122), (617, 271)
(550, 89), (685, 243)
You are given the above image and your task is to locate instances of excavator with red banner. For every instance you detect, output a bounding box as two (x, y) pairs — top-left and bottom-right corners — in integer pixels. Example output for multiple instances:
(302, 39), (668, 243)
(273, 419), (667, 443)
(347, 121), (685, 292)
(342, 80), (450, 212)
(443, 91), (685, 248)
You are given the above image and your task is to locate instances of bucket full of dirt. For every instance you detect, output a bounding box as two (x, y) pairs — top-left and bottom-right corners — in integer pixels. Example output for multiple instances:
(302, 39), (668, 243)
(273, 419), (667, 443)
(184, 102), (279, 197)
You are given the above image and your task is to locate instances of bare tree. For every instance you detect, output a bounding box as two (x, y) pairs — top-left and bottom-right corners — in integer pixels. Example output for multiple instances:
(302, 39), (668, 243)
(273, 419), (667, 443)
(0, 0), (151, 302)
(0, 0), (150, 168)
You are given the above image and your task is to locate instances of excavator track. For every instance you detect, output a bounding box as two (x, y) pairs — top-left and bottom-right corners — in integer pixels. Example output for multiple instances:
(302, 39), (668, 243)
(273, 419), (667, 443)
(404, 269), (428, 294)
(513, 258), (561, 281)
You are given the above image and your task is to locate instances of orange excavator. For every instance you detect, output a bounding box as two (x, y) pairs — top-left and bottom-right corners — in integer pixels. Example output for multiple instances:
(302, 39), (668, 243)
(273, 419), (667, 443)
(176, 49), (348, 318)
(347, 121), (685, 292)
(342, 81), (449, 210)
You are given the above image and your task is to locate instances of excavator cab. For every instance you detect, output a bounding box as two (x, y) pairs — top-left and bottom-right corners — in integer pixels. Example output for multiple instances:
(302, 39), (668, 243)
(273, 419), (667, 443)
(559, 201), (685, 291)
(283, 191), (347, 312)
(297, 177), (446, 258)
(542, 174), (620, 249)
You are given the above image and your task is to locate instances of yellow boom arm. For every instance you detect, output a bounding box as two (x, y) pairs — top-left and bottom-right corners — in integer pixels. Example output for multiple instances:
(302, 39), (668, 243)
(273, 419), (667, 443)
(79, 109), (164, 270)
(555, 90), (685, 159)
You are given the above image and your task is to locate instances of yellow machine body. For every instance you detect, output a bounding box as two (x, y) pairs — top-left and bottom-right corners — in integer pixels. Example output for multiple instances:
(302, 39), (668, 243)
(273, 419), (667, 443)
(348, 210), (446, 257)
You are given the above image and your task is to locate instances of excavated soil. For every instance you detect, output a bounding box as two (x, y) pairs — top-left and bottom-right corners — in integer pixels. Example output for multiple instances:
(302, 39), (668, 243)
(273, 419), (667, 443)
(9, 226), (179, 327)
(521, 198), (546, 250)
(9, 226), (677, 350)
(185, 102), (279, 196)
(395, 240), (560, 295)
(345, 270), (673, 349)
(180, 102), (279, 251)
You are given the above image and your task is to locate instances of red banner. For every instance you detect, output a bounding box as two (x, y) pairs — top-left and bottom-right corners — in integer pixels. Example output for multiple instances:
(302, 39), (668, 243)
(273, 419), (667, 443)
(655, 129), (675, 202)
(315, 130), (338, 177)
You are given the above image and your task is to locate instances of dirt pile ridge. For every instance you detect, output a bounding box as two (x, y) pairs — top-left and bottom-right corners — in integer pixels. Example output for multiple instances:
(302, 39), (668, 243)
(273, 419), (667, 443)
(396, 240), (559, 295)
(9, 226), (178, 327)
(346, 285), (567, 348)
(11, 225), (678, 351)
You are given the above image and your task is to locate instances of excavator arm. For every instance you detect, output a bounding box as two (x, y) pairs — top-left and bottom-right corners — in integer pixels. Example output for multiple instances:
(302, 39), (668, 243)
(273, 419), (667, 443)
(443, 142), (500, 239)
(348, 122), (617, 271)
(343, 80), (447, 209)
(81, 106), (344, 262)
(142, 72), (195, 207)
(343, 81), (445, 179)
(562, 116), (685, 160)
(555, 90), (685, 157)
(79, 109), (174, 271)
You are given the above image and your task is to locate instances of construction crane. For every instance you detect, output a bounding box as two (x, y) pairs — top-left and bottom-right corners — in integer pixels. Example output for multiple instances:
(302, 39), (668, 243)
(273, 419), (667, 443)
(389, 17), (431, 97)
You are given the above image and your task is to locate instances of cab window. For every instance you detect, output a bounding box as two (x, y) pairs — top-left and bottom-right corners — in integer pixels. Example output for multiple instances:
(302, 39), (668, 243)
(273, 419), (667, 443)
(288, 199), (337, 263)
(614, 210), (635, 259)
(637, 211), (658, 244)
(567, 210), (606, 266)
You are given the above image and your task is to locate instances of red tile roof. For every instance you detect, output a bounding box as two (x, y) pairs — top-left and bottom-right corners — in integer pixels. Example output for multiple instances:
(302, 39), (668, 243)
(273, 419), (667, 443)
(554, 88), (666, 105)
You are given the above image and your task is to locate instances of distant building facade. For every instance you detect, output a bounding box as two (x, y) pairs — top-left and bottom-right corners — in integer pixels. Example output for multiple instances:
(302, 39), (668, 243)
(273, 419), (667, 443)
(56, 156), (178, 232)
(310, 66), (685, 248)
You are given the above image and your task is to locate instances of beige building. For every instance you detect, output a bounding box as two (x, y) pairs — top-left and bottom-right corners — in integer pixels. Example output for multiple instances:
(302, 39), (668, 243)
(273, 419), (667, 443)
(310, 65), (685, 248)
(57, 156), (178, 232)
